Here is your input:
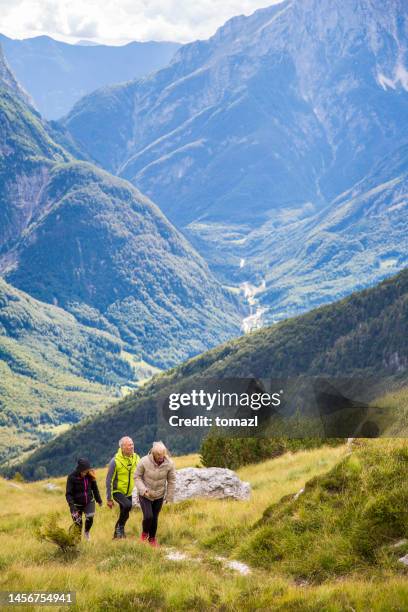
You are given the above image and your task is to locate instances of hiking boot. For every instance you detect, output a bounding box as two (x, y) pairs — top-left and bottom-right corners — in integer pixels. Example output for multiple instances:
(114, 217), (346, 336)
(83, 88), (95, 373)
(84, 531), (91, 542)
(148, 537), (159, 548)
(113, 525), (123, 540)
(140, 532), (149, 543)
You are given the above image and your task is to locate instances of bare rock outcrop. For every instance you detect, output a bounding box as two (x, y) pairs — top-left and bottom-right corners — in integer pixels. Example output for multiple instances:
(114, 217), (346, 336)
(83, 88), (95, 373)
(132, 467), (250, 505)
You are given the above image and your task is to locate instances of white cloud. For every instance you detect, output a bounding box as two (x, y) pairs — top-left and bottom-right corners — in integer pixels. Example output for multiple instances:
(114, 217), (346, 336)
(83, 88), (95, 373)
(0, 0), (284, 44)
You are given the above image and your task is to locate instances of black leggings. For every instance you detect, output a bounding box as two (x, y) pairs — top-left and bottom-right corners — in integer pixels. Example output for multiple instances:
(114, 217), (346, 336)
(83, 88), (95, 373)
(113, 492), (133, 528)
(71, 500), (95, 532)
(139, 495), (164, 538)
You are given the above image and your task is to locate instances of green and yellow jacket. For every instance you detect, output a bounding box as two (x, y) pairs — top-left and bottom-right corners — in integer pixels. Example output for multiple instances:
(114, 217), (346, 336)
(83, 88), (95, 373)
(106, 447), (140, 499)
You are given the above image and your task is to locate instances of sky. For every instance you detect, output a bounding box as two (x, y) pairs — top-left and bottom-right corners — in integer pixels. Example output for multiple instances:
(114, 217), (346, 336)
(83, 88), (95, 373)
(0, 0), (284, 45)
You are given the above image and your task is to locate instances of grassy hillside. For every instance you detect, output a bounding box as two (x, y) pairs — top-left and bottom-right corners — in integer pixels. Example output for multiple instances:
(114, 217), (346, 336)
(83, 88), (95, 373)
(0, 352), (112, 468)
(15, 267), (408, 479)
(236, 439), (408, 579)
(2, 443), (408, 610)
(0, 278), (146, 464)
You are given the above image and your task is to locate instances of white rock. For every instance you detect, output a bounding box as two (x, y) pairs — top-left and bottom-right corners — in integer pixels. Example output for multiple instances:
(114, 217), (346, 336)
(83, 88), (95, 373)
(215, 556), (251, 575)
(165, 550), (190, 562)
(174, 467), (251, 502)
(132, 467), (250, 505)
(43, 483), (62, 492)
(399, 554), (408, 566)
(294, 487), (304, 500)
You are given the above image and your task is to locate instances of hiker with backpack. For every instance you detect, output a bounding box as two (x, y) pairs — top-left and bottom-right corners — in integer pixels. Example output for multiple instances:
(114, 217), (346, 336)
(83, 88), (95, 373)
(134, 441), (176, 547)
(65, 458), (102, 541)
(106, 436), (140, 539)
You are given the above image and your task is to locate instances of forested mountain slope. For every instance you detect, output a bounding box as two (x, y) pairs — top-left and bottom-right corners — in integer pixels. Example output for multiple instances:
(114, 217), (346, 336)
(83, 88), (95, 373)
(15, 267), (408, 478)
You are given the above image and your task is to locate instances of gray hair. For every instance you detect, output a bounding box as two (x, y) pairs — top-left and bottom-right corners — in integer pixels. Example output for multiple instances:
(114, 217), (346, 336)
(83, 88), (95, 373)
(119, 436), (133, 448)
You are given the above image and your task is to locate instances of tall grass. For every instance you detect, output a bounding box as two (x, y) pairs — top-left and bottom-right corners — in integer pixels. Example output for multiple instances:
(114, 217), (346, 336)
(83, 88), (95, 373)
(1, 444), (408, 610)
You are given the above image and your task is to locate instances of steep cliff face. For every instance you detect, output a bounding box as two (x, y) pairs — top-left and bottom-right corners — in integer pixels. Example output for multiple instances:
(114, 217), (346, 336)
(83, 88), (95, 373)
(0, 87), (70, 254)
(284, 0), (408, 199)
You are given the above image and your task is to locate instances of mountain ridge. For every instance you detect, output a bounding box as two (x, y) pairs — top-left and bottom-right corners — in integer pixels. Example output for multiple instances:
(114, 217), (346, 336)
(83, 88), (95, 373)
(12, 265), (408, 478)
(0, 33), (181, 119)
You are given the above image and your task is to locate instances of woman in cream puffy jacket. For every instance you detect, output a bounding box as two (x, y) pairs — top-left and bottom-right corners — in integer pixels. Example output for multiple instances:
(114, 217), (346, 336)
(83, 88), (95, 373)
(134, 441), (176, 546)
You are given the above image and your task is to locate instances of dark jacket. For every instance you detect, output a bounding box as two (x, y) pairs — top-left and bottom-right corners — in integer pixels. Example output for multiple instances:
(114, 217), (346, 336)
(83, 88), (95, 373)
(66, 470), (102, 511)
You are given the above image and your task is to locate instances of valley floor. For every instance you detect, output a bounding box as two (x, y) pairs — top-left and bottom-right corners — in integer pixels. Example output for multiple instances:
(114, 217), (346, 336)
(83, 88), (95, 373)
(1, 445), (407, 611)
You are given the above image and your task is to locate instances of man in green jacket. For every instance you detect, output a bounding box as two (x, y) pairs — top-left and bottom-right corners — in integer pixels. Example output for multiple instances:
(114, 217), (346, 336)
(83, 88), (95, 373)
(106, 436), (140, 539)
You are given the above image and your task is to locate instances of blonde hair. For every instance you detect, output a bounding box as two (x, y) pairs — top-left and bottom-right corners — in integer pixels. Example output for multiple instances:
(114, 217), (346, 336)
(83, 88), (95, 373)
(151, 441), (170, 457)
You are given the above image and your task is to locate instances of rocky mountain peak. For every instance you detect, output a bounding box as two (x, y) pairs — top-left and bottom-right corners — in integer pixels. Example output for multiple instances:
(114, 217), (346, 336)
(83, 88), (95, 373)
(0, 44), (33, 106)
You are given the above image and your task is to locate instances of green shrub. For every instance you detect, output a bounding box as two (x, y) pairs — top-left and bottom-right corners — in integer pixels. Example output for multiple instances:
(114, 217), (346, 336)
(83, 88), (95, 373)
(199, 433), (344, 470)
(200, 435), (286, 469)
(35, 513), (80, 553)
(33, 466), (48, 480)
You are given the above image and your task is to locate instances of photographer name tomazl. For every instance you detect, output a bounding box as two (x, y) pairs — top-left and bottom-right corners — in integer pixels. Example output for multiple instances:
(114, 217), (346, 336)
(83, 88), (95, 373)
(167, 388), (282, 428)
(169, 415), (258, 427)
